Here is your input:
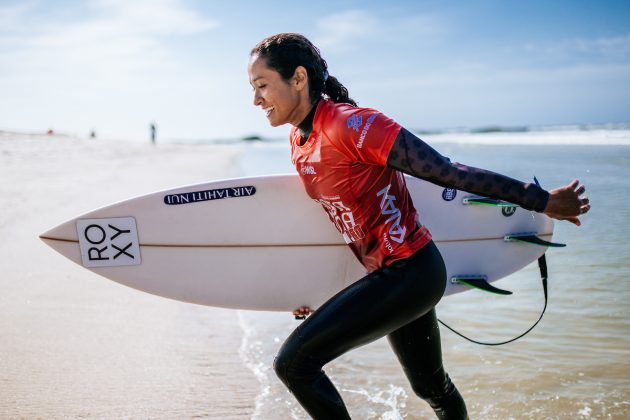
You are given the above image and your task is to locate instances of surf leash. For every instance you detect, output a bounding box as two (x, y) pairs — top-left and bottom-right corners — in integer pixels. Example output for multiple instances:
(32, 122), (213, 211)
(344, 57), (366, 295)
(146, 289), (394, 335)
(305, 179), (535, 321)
(437, 254), (549, 346)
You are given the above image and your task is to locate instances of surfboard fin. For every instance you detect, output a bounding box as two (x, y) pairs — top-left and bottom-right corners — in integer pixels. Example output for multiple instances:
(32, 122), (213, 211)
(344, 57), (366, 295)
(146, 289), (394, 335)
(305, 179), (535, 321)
(451, 276), (512, 295)
(504, 233), (566, 247)
(462, 196), (518, 208)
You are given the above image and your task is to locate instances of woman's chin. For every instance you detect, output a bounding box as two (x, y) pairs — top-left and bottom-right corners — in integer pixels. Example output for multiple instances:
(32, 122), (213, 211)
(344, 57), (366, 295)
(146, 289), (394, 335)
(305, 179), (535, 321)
(268, 117), (283, 127)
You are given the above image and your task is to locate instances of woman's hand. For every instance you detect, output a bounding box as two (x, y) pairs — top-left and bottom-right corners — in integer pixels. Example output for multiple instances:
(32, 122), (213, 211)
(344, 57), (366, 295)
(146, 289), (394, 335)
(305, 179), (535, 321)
(543, 180), (591, 226)
(293, 306), (313, 320)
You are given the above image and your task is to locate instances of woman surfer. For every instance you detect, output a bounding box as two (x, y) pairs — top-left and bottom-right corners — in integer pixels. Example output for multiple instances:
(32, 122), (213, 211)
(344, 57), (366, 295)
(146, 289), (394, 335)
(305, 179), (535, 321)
(247, 33), (590, 419)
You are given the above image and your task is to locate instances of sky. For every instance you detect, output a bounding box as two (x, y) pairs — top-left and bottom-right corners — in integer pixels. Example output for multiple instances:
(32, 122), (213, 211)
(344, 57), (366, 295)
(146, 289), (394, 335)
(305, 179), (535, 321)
(1, 0), (629, 141)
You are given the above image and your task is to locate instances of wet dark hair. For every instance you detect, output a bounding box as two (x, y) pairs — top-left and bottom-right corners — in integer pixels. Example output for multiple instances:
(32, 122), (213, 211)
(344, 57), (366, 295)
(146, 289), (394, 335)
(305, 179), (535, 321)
(251, 33), (357, 106)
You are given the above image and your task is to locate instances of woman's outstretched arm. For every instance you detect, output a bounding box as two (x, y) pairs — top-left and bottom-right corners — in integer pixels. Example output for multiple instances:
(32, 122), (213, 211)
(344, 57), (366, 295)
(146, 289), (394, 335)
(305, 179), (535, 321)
(387, 128), (590, 224)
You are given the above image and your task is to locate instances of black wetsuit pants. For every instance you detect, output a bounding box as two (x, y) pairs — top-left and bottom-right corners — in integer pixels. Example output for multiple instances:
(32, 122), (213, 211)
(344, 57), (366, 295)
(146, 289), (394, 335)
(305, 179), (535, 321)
(274, 241), (468, 419)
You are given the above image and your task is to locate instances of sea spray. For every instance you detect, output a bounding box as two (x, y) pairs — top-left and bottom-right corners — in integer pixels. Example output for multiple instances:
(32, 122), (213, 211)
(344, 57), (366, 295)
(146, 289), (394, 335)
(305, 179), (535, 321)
(343, 384), (408, 419)
(237, 310), (271, 419)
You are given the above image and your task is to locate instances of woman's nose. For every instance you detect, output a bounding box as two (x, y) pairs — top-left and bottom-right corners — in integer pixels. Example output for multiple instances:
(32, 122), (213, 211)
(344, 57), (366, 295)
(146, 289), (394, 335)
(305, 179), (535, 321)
(253, 90), (262, 106)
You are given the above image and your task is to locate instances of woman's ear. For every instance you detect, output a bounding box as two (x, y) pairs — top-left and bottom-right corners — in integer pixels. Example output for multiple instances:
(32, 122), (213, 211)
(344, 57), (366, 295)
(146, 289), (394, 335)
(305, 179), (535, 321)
(293, 66), (308, 91)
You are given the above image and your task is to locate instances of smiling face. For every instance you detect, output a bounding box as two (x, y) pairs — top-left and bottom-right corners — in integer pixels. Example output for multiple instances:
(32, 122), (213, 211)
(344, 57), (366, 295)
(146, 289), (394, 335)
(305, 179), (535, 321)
(248, 53), (312, 127)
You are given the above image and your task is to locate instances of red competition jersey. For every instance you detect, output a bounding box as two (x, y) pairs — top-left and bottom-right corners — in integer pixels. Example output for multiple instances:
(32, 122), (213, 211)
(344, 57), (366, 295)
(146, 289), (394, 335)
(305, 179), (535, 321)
(290, 99), (432, 272)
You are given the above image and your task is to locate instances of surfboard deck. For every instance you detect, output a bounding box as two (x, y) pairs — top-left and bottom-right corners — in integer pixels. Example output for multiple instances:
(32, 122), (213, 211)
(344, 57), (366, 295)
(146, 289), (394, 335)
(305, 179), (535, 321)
(40, 174), (554, 311)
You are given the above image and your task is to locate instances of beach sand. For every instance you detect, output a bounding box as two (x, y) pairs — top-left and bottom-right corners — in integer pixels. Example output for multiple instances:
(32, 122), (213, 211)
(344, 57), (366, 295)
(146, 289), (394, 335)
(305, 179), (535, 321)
(0, 132), (257, 418)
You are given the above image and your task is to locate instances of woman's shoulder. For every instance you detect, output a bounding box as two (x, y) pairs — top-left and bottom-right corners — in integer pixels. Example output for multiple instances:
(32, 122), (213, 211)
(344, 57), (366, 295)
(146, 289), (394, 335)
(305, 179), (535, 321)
(317, 100), (382, 136)
(321, 99), (379, 117)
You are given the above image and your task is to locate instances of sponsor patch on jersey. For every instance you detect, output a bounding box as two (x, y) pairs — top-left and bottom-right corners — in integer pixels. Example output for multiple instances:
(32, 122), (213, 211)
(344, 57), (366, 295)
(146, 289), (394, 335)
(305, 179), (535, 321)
(315, 197), (365, 243)
(347, 114), (363, 132)
(357, 114), (377, 149)
(376, 184), (406, 244)
(301, 165), (317, 175)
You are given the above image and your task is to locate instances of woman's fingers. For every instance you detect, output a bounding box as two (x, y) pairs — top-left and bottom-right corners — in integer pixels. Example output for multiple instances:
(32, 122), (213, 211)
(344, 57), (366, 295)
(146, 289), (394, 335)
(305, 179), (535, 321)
(292, 306), (313, 317)
(568, 216), (581, 226)
(544, 180), (591, 225)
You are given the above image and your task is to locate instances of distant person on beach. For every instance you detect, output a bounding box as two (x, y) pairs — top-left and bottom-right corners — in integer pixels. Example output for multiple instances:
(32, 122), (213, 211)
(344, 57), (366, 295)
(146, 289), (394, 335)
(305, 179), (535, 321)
(150, 122), (157, 145)
(248, 33), (590, 419)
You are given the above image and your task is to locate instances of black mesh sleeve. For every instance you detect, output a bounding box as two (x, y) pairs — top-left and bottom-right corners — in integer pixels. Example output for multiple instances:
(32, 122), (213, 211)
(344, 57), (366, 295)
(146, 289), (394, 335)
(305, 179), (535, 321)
(386, 128), (549, 212)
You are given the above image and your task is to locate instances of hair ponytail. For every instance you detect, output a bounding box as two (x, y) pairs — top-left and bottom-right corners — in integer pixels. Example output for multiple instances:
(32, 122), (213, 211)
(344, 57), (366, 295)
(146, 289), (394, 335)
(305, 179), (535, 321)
(323, 75), (357, 107)
(251, 33), (357, 106)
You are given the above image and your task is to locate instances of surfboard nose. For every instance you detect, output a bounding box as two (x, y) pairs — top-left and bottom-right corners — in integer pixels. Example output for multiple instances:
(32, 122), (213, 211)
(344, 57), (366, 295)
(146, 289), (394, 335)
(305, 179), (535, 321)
(39, 221), (84, 265)
(39, 220), (77, 242)
(40, 225), (57, 243)
(39, 227), (56, 241)
(39, 234), (60, 253)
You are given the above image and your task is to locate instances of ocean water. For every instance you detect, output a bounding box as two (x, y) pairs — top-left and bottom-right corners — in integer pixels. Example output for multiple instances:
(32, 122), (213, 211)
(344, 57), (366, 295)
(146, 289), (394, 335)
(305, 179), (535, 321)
(235, 131), (630, 419)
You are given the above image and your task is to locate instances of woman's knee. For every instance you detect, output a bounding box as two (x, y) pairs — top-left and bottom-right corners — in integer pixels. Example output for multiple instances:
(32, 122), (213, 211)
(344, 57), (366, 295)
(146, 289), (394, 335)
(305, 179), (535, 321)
(273, 336), (321, 387)
(273, 344), (294, 386)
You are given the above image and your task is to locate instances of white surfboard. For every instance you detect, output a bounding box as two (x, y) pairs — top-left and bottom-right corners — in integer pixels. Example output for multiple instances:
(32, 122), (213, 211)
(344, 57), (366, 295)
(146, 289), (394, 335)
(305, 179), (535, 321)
(40, 174), (557, 311)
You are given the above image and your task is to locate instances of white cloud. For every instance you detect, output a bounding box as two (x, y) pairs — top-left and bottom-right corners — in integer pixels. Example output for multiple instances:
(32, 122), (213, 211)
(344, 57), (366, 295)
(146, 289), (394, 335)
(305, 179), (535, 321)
(1, 0), (219, 82)
(386, 13), (447, 39)
(314, 10), (379, 53)
(566, 33), (630, 58)
(371, 60), (630, 91)
(312, 9), (448, 63)
(91, 0), (218, 36)
(0, 1), (34, 32)
(524, 33), (630, 60)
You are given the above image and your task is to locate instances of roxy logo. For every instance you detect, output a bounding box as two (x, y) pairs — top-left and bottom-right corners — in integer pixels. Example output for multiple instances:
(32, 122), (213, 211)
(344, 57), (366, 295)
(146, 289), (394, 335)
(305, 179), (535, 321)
(376, 184), (406, 245)
(76, 217), (141, 268)
(301, 165), (316, 175)
(347, 114), (363, 132)
(356, 113), (377, 149)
